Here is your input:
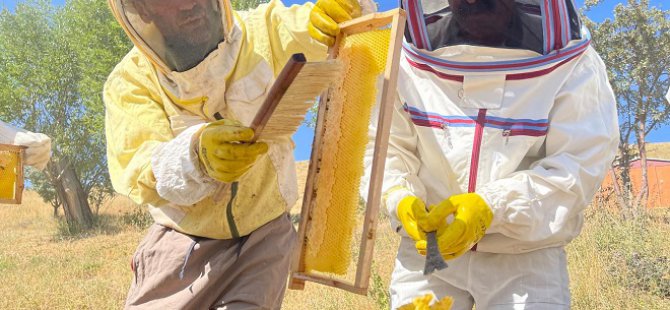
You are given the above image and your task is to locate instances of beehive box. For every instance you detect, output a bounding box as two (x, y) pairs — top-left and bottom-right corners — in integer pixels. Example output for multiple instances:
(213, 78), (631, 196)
(0, 144), (26, 204)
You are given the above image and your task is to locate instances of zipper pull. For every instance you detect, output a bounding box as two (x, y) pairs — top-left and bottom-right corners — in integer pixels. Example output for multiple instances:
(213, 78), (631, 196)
(502, 129), (511, 145)
(442, 123), (453, 149)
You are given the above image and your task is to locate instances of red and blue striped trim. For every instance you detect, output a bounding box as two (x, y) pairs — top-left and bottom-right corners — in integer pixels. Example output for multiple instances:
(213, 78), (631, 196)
(405, 50), (583, 81)
(403, 103), (549, 137)
(403, 0), (432, 50)
(403, 37), (589, 73)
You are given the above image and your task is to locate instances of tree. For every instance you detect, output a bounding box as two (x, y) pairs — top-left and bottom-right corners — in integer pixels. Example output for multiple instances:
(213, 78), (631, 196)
(0, 0), (270, 229)
(583, 0), (670, 213)
(0, 0), (131, 229)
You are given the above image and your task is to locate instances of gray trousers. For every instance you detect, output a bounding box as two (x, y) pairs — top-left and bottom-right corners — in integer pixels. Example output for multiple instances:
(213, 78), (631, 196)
(125, 214), (296, 310)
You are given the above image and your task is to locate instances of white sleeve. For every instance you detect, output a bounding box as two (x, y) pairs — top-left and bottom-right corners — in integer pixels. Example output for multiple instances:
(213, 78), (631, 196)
(151, 123), (218, 206)
(478, 50), (620, 243)
(365, 96), (427, 232)
(0, 120), (52, 171)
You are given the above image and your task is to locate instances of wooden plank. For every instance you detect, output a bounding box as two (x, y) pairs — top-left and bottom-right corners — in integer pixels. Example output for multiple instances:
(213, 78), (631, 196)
(339, 9), (400, 35)
(289, 92), (328, 290)
(15, 147), (24, 204)
(292, 272), (368, 296)
(289, 42), (344, 290)
(354, 10), (407, 289)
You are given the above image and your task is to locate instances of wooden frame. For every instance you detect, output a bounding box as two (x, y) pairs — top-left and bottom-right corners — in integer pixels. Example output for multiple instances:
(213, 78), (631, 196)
(0, 143), (27, 205)
(288, 9), (406, 295)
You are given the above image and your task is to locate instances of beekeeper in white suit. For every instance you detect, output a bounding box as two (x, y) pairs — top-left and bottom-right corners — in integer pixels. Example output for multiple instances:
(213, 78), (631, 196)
(371, 0), (620, 309)
(0, 120), (51, 170)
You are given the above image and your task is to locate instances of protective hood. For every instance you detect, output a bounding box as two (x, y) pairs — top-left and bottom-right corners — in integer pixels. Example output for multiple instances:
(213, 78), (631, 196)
(400, 0), (591, 74)
(109, 0), (234, 73)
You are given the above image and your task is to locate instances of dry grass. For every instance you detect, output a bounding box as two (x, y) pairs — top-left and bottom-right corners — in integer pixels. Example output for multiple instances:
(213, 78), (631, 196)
(568, 207), (670, 309)
(1, 161), (669, 309)
(646, 142), (670, 159)
(0, 191), (142, 309)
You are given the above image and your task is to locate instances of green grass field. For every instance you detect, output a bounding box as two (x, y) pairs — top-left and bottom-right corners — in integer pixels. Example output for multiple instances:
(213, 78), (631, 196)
(1, 163), (669, 309)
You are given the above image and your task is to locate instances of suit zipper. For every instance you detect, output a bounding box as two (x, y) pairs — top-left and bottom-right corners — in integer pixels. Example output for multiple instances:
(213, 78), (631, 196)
(468, 109), (487, 193)
(469, 109), (487, 252)
(226, 182), (240, 238)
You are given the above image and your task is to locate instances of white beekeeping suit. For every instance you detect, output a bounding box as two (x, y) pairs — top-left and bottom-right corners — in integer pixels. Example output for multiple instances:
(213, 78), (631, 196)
(0, 120), (51, 170)
(366, 0), (620, 309)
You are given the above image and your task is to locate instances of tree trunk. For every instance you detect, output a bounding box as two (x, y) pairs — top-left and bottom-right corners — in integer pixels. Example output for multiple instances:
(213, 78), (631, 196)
(615, 144), (634, 217)
(609, 166), (626, 211)
(634, 123), (649, 212)
(52, 157), (93, 229)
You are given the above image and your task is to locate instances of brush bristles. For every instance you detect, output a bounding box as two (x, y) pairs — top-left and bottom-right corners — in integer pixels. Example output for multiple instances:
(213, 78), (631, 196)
(259, 60), (343, 141)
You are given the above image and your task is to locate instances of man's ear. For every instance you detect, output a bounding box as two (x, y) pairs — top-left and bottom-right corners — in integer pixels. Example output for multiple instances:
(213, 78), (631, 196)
(134, 1), (153, 24)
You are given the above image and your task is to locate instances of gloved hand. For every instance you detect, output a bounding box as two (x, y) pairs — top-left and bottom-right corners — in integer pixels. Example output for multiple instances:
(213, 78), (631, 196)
(396, 196), (430, 255)
(308, 0), (362, 46)
(197, 119), (268, 183)
(418, 193), (493, 260)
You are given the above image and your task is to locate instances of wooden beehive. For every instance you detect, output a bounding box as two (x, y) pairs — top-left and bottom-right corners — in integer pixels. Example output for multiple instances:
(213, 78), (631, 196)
(0, 143), (26, 204)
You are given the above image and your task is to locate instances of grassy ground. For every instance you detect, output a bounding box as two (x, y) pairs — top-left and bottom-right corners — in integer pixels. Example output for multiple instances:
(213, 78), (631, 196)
(1, 163), (669, 309)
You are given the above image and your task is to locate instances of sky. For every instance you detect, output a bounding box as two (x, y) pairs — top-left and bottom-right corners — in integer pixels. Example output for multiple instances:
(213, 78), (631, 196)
(1, 0), (668, 160)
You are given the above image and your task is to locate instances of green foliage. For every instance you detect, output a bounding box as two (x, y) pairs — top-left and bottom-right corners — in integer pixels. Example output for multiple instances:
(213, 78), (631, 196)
(0, 0), (132, 210)
(369, 267), (391, 309)
(119, 206), (154, 230)
(585, 209), (670, 301)
(619, 253), (670, 299)
(582, 0), (670, 209)
(568, 207), (670, 309)
(231, 0), (270, 11)
(592, 0), (670, 138)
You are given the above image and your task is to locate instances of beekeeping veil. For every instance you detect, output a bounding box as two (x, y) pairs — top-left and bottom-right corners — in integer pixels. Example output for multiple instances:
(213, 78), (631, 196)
(401, 0), (589, 69)
(109, 0), (234, 73)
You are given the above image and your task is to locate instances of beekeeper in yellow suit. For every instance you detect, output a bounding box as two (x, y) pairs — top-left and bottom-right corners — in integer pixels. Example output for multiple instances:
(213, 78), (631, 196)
(104, 0), (374, 308)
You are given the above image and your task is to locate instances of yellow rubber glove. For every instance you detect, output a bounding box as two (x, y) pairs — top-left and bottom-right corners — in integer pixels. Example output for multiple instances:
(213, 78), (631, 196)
(197, 119), (268, 183)
(418, 193), (493, 260)
(308, 0), (362, 46)
(396, 196), (431, 255)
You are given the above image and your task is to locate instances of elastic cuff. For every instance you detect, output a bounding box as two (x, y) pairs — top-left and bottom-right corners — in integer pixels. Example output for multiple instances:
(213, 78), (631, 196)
(477, 188), (503, 233)
(152, 123), (217, 206)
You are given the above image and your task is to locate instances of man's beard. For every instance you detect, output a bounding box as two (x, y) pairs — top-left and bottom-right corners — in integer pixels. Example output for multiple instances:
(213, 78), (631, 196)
(164, 8), (224, 71)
